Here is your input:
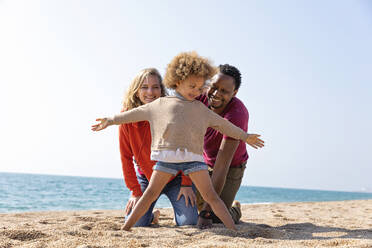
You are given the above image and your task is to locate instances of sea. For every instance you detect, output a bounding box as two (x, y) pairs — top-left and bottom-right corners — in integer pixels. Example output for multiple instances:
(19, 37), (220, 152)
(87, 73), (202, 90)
(1, 172), (372, 213)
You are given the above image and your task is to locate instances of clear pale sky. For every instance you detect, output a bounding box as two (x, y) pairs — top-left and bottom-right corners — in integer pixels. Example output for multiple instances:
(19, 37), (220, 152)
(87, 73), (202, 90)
(1, 0), (371, 192)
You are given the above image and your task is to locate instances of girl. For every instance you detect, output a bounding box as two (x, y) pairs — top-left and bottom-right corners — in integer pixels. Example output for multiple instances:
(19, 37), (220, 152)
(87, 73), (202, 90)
(119, 68), (198, 227)
(92, 52), (264, 231)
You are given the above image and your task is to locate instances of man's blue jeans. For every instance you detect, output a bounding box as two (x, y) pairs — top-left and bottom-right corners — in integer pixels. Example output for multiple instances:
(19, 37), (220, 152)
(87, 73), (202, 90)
(127, 174), (198, 227)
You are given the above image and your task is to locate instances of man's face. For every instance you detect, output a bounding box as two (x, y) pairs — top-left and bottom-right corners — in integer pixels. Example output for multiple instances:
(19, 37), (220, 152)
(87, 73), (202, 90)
(207, 73), (237, 113)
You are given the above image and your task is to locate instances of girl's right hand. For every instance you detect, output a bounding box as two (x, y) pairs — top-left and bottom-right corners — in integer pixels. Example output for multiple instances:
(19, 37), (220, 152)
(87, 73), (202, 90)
(124, 196), (141, 215)
(91, 118), (112, 131)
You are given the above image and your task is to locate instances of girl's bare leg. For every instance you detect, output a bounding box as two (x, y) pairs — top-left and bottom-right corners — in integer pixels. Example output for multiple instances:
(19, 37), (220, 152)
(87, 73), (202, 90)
(123, 170), (173, 230)
(188, 170), (236, 231)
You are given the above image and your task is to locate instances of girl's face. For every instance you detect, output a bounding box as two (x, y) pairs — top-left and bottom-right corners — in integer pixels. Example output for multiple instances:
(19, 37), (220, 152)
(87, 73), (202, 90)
(176, 75), (205, 101)
(137, 75), (162, 104)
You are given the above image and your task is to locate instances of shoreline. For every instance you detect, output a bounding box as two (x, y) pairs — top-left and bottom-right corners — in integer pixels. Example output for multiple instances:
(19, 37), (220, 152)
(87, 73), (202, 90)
(1, 199), (371, 247)
(4, 198), (372, 215)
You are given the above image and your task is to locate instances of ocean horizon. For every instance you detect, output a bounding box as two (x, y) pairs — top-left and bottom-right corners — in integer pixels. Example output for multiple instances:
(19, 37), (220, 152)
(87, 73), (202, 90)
(1, 172), (372, 213)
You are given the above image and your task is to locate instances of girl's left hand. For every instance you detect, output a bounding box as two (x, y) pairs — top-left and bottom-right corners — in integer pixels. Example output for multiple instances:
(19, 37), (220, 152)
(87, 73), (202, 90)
(246, 134), (265, 149)
(177, 187), (196, 207)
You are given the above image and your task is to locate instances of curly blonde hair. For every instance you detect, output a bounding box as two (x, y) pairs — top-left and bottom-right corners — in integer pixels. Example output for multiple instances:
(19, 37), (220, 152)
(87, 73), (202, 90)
(122, 68), (166, 111)
(163, 51), (216, 89)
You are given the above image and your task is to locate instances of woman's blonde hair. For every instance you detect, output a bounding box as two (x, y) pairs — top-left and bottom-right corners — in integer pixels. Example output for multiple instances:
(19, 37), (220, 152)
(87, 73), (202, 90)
(163, 51), (216, 89)
(122, 68), (166, 111)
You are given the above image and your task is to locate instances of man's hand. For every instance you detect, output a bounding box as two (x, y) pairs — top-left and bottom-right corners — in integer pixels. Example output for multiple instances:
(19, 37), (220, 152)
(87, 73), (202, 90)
(245, 134), (264, 149)
(177, 187), (196, 207)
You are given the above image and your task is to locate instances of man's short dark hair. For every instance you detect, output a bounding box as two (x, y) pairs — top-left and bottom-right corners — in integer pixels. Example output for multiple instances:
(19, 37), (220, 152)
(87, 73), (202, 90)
(218, 64), (242, 90)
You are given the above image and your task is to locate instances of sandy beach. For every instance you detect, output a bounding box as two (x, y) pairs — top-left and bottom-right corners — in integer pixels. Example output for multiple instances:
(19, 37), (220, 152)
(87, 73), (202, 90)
(1, 199), (371, 248)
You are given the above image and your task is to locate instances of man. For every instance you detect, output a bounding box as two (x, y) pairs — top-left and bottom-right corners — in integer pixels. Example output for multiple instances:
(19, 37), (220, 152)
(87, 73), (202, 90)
(197, 64), (253, 228)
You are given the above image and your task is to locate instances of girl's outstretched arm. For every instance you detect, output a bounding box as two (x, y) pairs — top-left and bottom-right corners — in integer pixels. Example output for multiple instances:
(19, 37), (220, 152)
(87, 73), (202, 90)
(92, 103), (151, 132)
(207, 108), (265, 149)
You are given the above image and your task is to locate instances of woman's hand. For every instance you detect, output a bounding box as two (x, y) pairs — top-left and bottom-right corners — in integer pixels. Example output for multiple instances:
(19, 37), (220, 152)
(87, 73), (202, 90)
(124, 196), (141, 215)
(245, 134), (265, 149)
(91, 118), (112, 131)
(177, 187), (196, 207)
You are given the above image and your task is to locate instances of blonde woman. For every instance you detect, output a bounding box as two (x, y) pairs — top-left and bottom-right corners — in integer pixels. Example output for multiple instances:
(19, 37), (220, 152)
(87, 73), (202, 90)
(119, 68), (198, 227)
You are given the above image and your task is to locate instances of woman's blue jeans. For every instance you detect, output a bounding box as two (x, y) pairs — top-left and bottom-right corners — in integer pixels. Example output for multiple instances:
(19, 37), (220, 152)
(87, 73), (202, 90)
(126, 174), (198, 227)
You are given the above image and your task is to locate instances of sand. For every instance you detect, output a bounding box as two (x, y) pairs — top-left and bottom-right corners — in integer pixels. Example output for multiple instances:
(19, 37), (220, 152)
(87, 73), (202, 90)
(1, 199), (371, 248)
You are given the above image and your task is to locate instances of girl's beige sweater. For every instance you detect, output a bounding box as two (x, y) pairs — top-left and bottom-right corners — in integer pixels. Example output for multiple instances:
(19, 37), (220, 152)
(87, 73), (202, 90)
(112, 96), (248, 156)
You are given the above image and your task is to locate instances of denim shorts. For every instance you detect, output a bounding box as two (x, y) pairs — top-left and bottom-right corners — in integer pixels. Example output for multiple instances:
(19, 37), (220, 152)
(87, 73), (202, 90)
(153, 161), (208, 175)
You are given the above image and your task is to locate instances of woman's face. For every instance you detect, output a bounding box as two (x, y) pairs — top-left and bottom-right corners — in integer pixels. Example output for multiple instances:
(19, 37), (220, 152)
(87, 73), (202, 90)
(137, 75), (162, 104)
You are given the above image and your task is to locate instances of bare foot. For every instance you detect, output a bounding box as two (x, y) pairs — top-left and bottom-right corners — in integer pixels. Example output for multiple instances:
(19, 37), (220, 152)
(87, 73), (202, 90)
(152, 210), (160, 224)
(232, 200), (241, 211)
